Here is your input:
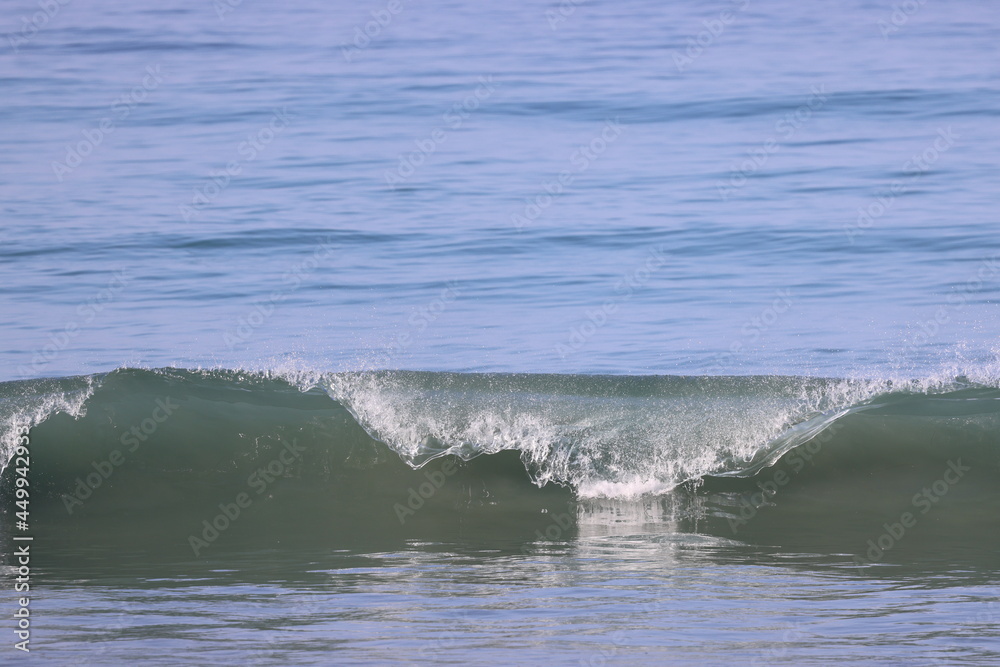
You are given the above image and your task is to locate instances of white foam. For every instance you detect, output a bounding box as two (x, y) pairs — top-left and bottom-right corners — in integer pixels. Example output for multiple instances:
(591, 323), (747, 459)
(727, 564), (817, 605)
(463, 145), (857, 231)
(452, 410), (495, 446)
(323, 371), (862, 496)
(0, 374), (100, 472)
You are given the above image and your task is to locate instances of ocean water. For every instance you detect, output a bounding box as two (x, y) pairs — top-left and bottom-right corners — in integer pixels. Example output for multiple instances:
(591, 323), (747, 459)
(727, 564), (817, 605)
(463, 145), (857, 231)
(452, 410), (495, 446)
(2, 0), (999, 663)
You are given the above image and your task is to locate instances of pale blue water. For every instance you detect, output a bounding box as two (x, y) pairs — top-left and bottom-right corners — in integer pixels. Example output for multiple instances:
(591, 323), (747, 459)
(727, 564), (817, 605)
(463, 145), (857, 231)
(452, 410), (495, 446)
(1, 0), (999, 663)
(3, 0), (998, 382)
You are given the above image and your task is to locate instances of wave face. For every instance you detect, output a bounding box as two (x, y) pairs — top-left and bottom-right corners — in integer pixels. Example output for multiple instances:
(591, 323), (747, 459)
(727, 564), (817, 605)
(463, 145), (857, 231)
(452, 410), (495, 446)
(2, 368), (998, 561)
